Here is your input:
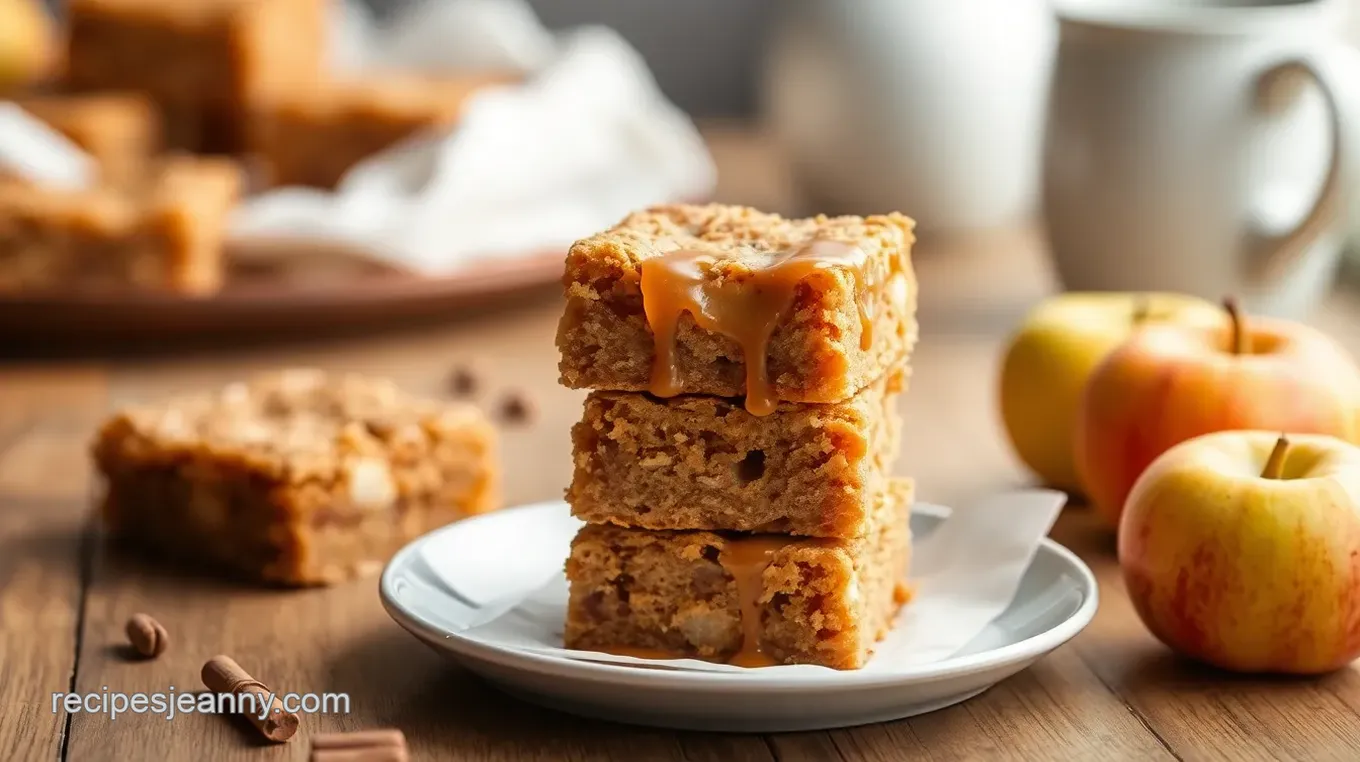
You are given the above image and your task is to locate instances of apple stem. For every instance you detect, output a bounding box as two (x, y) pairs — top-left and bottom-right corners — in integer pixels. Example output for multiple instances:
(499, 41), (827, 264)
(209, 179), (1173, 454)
(1223, 296), (1249, 355)
(1131, 296), (1150, 326)
(1261, 434), (1290, 480)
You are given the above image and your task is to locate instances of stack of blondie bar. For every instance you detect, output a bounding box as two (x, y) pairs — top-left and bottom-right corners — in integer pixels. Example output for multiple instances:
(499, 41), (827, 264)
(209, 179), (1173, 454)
(556, 204), (919, 669)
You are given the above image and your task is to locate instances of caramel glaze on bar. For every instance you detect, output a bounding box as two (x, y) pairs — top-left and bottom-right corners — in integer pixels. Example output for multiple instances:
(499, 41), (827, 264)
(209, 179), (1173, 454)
(720, 535), (796, 667)
(640, 239), (893, 416)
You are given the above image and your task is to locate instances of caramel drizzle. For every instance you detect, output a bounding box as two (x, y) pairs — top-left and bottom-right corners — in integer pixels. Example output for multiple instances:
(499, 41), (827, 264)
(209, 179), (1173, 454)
(602, 534), (843, 669)
(640, 240), (878, 416)
(600, 645), (688, 661)
(719, 535), (793, 668)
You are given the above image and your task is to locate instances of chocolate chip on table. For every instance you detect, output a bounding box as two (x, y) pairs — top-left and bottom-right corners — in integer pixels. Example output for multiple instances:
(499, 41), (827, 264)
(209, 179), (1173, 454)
(497, 389), (537, 424)
(447, 360), (486, 397)
(125, 613), (169, 658)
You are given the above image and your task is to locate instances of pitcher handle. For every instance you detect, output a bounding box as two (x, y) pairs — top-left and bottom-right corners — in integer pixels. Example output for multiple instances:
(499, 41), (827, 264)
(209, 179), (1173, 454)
(1248, 56), (1346, 284)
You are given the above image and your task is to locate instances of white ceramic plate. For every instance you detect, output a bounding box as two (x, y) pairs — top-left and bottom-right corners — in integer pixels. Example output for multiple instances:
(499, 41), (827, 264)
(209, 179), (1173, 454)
(380, 500), (1098, 732)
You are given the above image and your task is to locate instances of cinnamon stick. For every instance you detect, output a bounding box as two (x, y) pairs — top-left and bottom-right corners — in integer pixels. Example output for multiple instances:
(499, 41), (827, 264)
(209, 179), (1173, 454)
(201, 655), (298, 743)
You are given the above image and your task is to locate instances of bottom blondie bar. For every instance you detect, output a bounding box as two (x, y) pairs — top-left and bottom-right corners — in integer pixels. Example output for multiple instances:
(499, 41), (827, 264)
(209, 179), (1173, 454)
(564, 479), (913, 669)
(92, 370), (499, 586)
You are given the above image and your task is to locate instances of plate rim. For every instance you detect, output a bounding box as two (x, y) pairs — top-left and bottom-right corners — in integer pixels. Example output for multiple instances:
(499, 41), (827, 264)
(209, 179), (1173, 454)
(379, 499), (1100, 691)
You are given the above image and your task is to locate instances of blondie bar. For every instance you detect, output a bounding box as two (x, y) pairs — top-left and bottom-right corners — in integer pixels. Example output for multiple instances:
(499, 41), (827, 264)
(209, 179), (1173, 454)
(557, 204), (917, 413)
(18, 92), (159, 186)
(66, 0), (327, 152)
(564, 479), (912, 669)
(0, 155), (240, 293)
(92, 370), (499, 586)
(248, 72), (510, 189)
(569, 366), (904, 537)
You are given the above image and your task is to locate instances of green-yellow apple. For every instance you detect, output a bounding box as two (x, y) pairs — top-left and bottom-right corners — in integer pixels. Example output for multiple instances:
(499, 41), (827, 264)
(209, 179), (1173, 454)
(999, 292), (1221, 492)
(1076, 299), (1360, 526)
(1120, 431), (1360, 674)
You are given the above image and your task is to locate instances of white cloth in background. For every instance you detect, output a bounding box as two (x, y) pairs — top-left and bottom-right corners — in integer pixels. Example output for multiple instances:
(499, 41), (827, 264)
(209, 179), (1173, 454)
(231, 0), (715, 275)
(0, 102), (95, 190)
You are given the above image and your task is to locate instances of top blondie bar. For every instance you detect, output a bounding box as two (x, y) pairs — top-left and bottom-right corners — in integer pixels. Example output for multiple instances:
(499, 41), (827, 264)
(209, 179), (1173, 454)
(557, 204), (917, 413)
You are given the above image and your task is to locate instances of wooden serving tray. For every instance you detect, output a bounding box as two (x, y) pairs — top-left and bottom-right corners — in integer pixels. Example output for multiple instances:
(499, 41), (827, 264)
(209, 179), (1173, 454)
(0, 242), (565, 347)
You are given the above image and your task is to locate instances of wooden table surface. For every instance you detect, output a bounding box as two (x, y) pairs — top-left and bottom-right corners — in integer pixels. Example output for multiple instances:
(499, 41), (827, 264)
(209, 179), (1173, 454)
(6, 128), (1360, 762)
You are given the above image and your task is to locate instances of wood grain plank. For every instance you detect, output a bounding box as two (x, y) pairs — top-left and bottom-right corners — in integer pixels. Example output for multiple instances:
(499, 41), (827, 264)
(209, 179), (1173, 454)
(0, 368), (106, 762)
(765, 732), (848, 762)
(900, 650), (1176, 761)
(677, 735), (775, 762)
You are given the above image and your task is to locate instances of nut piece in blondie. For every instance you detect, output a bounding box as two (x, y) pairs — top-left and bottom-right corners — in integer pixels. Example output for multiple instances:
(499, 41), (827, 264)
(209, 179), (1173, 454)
(91, 369), (500, 586)
(66, 0), (327, 152)
(557, 204), (917, 410)
(564, 479), (913, 669)
(249, 72), (511, 189)
(17, 92), (159, 186)
(0, 155), (241, 293)
(569, 367), (905, 537)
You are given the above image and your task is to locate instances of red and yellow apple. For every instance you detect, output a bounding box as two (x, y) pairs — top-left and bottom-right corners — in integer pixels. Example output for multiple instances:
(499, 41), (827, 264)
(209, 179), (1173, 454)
(1120, 431), (1360, 674)
(1076, 300), (1360, 526)
(999, 292), (1221, 492)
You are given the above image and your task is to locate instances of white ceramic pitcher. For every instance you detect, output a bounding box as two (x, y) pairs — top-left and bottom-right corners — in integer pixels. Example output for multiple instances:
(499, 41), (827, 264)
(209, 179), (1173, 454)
(1044, 0), (1360, 317)
(763, 0), (1055, 233)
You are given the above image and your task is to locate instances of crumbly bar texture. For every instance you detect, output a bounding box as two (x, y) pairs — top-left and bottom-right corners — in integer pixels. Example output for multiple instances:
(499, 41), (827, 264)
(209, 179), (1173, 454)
(17, 92), (160, 186)
(565, 479), (912, 669)
(65, 0), (327, 152)
(0, 155), (241, 293)
(248, 72), (511, 189)
(91, 369), (499, 586)
(557, 204), (918, 403)
(569, 366), (905, 537)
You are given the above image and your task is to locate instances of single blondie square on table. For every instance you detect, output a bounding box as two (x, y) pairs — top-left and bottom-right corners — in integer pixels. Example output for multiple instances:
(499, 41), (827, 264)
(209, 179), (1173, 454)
(557, 204), (917, 409)
(17, 92), (159, 186)
(92, 369), (499, 586)
(248, 72), (511, 189)
(65, 0), (327, 152)
(0, 154), (241, 293)
(564, 479), (913, 670)
(569, 366), (906, 537)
